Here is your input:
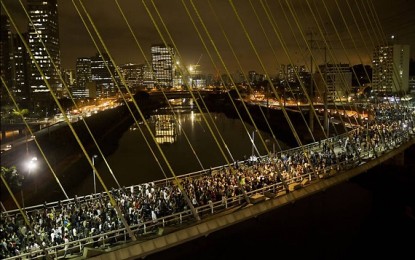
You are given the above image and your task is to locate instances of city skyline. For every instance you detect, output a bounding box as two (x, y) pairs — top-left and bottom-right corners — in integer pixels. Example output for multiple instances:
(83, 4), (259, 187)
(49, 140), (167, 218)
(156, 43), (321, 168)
(2, 0), (414, 75)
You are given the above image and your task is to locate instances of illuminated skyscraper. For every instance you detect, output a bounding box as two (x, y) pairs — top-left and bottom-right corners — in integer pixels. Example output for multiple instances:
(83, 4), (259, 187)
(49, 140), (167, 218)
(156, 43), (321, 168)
(12, 33), (31, 103)
(372, 44), (410, 94)
(75, 57), (91, 97)
(119, 63), (142, 89)
(0, 15), (12, 91)
(1, 16), (30, 106)
(90, 53), (118, 97)
(28, 0), (61, 102)
(151, 44), (175, 87)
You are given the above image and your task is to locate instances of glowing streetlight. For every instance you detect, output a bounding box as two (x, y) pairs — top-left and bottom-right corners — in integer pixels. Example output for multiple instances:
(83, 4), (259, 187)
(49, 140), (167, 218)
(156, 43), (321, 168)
(27, 157), (37, 193)
(92, 155), (98, 194)
(27, 157), (38, 176)
(23, 157), (38, 205)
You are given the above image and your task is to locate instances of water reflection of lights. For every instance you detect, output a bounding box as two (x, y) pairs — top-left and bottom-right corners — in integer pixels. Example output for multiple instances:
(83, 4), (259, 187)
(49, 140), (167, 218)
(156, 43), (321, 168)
(154, 115), (177, 144)
(168, 98), (184, 106)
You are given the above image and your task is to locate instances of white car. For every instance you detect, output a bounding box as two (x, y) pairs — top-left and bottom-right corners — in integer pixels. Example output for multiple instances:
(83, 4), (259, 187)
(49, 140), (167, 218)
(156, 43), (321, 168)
(1, 144), (12, 153)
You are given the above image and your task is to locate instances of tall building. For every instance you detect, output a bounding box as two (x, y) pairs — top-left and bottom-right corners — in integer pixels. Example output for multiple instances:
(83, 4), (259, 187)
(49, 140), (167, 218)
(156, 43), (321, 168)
(0, 15), (14, 108)
(297, 65), (308, 85)
(372, 44), (410, 94)
(206, 73), (214, 87)
(27, 0), (61, 103)
(70, 57), (91, 98)
(151, 44), (174, 87)
(279, 64), (307, 84)
(409, 76), (415, 94)
(1, 16), (30, 107)
(141, 64), (155, 89)
(76, 58), (92, 87)
(0, 15), (12, 93)
(286, 65), (298, 83)
(188, 64), (206, 88)
(90, 53), (118, 98)
(220, 73), (232, 87)
(119, 63), (142, 90)
(316, 63), (352, 101)
(12, 33), (31, 104)
(248, 70), (257, 84)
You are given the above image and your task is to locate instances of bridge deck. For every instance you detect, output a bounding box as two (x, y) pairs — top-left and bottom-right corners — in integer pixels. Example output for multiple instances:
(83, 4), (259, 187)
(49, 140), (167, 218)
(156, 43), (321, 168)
(74, 138), (414, 260)
(2, 121), (414, 260)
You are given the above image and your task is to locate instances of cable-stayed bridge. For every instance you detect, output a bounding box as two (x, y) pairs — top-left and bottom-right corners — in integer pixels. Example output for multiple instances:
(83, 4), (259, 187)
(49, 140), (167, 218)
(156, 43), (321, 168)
(1, 109), (414, 259)
(1, 0), (414, 259)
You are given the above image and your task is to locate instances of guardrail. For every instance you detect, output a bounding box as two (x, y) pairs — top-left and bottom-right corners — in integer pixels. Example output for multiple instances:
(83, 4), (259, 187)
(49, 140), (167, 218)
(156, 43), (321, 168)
(2, 111), (414, 259)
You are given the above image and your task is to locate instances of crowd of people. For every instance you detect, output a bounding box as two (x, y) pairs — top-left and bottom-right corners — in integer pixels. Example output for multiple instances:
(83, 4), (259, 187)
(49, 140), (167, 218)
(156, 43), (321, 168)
(1, 103), (414, 259)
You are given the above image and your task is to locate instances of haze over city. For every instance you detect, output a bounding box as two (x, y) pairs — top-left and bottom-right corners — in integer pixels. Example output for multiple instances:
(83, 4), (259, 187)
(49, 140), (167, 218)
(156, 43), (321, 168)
(3, 0), (414, 75)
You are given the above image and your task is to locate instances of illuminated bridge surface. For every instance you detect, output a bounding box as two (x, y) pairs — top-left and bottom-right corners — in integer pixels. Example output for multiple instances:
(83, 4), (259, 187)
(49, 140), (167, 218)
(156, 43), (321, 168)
(1, 0), (415, 259)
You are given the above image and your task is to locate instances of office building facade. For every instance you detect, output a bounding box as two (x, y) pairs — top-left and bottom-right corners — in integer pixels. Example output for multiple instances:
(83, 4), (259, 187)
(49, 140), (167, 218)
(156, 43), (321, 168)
(90, 53), (118, 98)
(316, 63), (352, 101)
(1, 16), (31, 107)
(27, 0), (61, 102)
(76, 58), (92, 86)
(372, 44), (410, 94)
(151, 44), (174, 87)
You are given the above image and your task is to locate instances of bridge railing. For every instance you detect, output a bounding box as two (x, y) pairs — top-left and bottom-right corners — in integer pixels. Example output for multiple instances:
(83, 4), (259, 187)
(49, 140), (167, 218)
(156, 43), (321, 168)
(0, 150), (401, 260)
(0, 126), (396, 222)
(2, 124), (405, 220)
(1, 126), (362, 213)
(4, 154), (367, 260)
(2, 116), (414, 259)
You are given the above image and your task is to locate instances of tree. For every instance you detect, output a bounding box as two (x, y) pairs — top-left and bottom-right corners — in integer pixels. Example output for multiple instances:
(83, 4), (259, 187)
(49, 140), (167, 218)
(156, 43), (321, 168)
(1, 166), (25, 208)
(1, 166), (23, 191)
(12, 108), (29, 119)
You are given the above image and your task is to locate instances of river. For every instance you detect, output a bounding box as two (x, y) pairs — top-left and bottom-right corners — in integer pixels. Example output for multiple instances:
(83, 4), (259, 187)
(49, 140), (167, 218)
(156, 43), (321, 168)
(70, 103), (290, 197)
(1, 100), (290, 209)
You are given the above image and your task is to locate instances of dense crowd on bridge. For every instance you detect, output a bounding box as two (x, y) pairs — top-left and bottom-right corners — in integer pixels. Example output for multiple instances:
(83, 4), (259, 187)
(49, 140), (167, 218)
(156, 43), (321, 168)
(1, 103), (414, 259)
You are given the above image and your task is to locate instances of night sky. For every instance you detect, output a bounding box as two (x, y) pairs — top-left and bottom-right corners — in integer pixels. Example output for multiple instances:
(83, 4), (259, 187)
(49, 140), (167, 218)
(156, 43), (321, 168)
(2, 0), (415, 75)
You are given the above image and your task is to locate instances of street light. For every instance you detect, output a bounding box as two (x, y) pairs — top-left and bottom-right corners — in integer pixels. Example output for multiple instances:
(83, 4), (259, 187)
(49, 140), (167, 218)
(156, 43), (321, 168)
(22, 157), (37, 207)
(92, 155), (98, 194)
(27, 156), (37, 168)
(28, 157), (38, 193)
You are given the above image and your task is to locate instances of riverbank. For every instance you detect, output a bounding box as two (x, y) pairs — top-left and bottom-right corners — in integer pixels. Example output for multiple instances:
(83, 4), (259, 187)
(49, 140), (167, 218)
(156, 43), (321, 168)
(203, 92), (345, 147)
(1, 92), (165, 209)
